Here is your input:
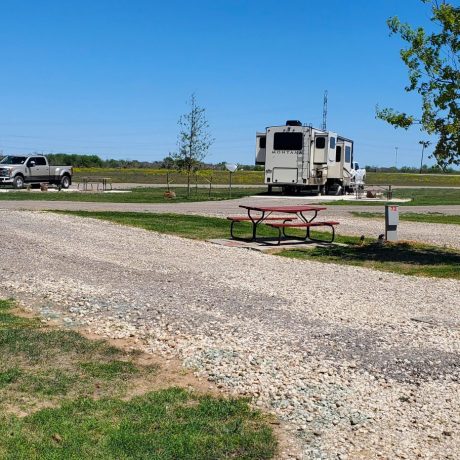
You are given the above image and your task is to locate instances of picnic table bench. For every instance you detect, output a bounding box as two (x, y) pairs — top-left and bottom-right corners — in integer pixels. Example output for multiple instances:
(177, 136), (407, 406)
(228, 204), (339, 245)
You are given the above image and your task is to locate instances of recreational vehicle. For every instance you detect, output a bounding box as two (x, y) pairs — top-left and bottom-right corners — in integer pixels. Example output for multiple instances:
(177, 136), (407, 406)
(256, 120), (365, 194)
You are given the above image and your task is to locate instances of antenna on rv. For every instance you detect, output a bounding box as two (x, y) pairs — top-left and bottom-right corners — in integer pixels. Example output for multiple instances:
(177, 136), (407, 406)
(322, 90), (328, 131)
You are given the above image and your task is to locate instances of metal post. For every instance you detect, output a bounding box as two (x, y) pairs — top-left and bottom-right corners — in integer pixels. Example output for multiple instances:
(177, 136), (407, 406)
(229, 171), (232, 198)
(385, 205), (399, 241)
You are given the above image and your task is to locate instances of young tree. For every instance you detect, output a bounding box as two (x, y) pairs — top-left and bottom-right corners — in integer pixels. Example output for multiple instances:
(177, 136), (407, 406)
(376, 0), (459, 167)
(172, 94), (214, 196)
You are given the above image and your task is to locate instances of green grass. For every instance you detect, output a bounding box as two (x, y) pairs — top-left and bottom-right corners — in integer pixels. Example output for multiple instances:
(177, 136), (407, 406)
(279, 242), (460, 280)
(0, 187), (265, 203)
(61, 211), (242, 239)
(58, 211), (460, 280)
(73, 168), (265, 185)
(323, 187), (460, 206)
(55, 210), (364, 244)
(365, 171), (460, 187)
(0, 299), (276, 459)
(351, 211), (460, 225)
(0, 390), (275, 460)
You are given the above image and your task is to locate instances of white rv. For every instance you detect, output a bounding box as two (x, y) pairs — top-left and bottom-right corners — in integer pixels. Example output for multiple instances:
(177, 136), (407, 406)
(256, 120), (364, 194)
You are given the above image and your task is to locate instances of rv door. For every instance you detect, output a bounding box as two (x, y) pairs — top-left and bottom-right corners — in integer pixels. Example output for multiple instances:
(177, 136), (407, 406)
(256, 133), (266, 165)
(313, 135), (327, 163)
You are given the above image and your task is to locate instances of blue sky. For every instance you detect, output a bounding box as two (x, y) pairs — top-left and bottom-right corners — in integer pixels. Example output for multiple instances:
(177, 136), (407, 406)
(0, 0), (448, 167)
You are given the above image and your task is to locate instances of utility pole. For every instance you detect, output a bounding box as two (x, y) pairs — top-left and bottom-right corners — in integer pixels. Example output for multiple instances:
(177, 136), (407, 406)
(418, 140), (431, 174)
(395, 147), (398, 169)
(322, 90), (328, 131)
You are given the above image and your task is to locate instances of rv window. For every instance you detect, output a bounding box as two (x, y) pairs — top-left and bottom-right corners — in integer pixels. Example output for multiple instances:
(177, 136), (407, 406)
(273, 132), (303, 151)
(345, 146), (351, 163)
(330, 137), (336, 149)
(336, 146), (341, 162)
(315, 137), (326, 149)
(259, 136), (266, 149)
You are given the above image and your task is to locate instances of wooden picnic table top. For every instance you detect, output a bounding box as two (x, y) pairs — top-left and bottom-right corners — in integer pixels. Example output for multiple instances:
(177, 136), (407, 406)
(239, 204), (327, 213)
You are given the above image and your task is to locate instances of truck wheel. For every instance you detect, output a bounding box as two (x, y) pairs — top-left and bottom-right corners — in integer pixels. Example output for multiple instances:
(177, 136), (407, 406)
(13, 175), (24, 189)
(60, 175), (71, 189)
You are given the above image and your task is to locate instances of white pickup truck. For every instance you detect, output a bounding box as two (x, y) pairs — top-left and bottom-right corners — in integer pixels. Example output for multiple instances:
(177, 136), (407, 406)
(0, 155), (73, 189)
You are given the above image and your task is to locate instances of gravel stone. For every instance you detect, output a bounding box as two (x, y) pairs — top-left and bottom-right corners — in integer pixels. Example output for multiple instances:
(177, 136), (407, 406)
(1, 210), (459, 459)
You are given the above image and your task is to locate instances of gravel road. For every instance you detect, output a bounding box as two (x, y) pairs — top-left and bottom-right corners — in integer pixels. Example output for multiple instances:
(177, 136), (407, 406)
(1, 210), (459, 459)
(1, 197), (459, 249)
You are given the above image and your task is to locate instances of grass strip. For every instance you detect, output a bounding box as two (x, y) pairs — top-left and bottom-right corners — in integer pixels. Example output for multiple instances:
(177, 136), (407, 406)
(351, 211), (460, 226)
(56, 211), (460, 280)
(55, 210), (364, 244)
(278, 242), (460, 279)
(0, 187), (266, 203)
(0, 299), (276, 459)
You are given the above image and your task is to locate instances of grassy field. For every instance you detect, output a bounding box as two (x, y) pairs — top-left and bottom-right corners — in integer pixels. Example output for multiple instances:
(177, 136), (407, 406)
(73, 168), (460, 187)
(58, 211), (460, 280)
(0, 298), (276, 459)
(74, 168), (264, 185)
(0, 187), (265, 203)
(365, 171), (460, 187)
(352, 212), (460, 225)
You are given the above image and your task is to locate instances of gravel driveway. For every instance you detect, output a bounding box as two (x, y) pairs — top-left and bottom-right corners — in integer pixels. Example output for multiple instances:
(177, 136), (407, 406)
(1, 210), (459, 459)
(1, 197), (459, 249)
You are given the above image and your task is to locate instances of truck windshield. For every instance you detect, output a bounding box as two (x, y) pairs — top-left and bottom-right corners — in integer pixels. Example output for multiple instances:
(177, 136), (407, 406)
(0, 156), (27, 165)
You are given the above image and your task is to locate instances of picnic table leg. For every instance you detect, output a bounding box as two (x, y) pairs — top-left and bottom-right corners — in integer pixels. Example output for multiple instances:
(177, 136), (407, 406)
(299, 210), (319, 224)
(308, 224), (336, 243)
(230, 220), (236, 239)
(276, 227), (282, 245)
(300, 210), (319, 241)
(247, 210), (269, 241)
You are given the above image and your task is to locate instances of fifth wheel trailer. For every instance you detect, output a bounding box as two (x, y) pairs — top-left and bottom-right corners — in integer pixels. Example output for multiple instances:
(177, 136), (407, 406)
(256, 120), (365, 194)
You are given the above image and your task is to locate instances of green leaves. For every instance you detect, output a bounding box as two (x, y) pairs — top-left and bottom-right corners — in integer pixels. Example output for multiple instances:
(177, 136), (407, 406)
(172, 94), (215, 196)
(377, 1), (460, 166)
(375, 107), (415, 129)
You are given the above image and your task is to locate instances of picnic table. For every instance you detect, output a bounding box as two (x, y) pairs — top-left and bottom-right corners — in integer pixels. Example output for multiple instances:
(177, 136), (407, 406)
(78, 177), (113, 192)
(227, 204), (339, 245)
